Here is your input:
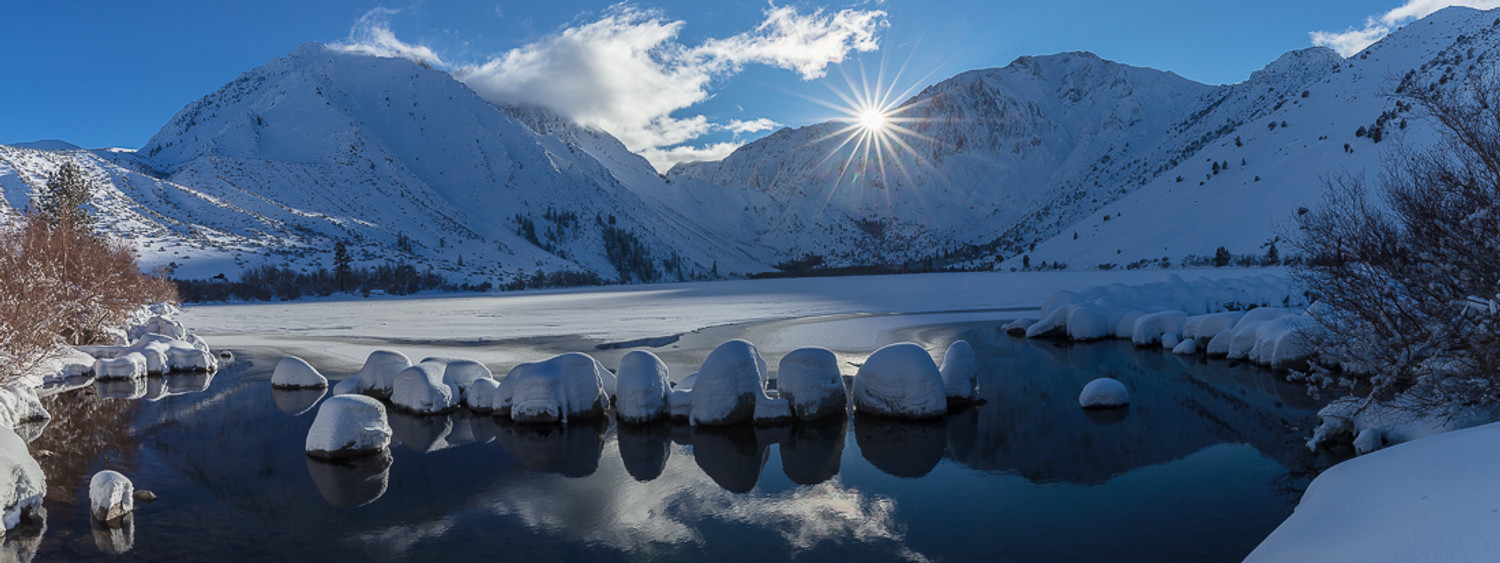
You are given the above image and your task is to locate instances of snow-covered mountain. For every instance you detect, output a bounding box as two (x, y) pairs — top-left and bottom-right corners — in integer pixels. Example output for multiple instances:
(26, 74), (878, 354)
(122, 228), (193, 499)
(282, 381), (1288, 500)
(3, 6), (1499, 285)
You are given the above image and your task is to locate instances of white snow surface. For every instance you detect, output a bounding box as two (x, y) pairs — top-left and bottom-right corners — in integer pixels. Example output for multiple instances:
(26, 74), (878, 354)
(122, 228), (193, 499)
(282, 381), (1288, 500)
(89, 470), (134, 522)
(271, 356), (327, 389)
(689, 340), (769, 426)
(305, 394), (393, 459)
(1249, 421), (1500, 562)
(462, 378), (502, 412)
(0, 426), (43, 531)
(852, 343), (947, 419)
(389, 362), (460, 415)
(775, 347), (848, 421)
(614, 350), (671, 424)
(496, 353), (611, 424)
(939, 340), (979, 403)
(337, 350), (411, 398)
(419, 357), (493, 392)
(0, 387), (49, 432)
(1078, 378), (1130, 408)
(94, 353), (147, 380)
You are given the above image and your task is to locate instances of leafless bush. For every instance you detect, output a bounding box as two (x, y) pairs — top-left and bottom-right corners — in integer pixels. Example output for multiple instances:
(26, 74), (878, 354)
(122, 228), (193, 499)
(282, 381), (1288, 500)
(1293, 79), (1500, 414)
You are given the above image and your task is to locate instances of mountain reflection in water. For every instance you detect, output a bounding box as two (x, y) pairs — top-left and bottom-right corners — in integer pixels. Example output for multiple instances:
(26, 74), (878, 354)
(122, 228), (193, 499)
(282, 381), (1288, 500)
(25, 324), (1327, 562)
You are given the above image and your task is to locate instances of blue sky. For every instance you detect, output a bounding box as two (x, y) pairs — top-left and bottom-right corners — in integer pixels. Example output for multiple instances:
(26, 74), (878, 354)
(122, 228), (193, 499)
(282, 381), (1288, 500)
(1, 0), (1491, 168)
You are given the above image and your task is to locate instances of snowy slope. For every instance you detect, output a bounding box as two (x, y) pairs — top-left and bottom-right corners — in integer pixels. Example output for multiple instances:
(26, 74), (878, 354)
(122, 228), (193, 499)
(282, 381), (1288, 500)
(1014, 7), (1492, 270)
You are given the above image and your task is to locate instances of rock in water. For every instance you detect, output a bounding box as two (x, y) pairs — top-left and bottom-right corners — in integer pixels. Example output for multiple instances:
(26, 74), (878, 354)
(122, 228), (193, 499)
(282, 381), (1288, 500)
(852, 343), (947, 419)
(271, 356), (328, 389)
(776, 348), (847, 421)
(690, 340), (769, 426)
(1078, 378), (1130, 409)
(89, 470), (133, 524)
(939, 340), (979, 406)
(0, 427), (44, 533)
(305, 395), (393, 459)
(615, 350), (672, 424)
(132, 490), (157, 503)
(496, 353), (611, 424)
(390, 362), (460, 415)
(333, 350), (411, 398)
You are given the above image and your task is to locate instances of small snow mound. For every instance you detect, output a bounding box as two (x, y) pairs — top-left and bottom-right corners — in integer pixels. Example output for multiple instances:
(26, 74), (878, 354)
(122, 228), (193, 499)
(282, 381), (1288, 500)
(343, 350), (412, 398)
(776, 347), (847, 421)
(0, 387), (49, 431)
(271, 356), (328, 389)
(94, 353), (147, 380)
(853, 343), (947, 419)
(1354, 428), (1384, 455)
(462, 378), (501, 412)
(89, 471), (133, 524)
(0, 426), (44, 532)
(1078, 378), (1130, 409)
(1172, 338), (1199, 355)
(1132, 311), (1187, 347)
(940, 340), (979, 405)
(390, 362), (460, 415)
(689, 340), (769, 426)
(668, 388), (693, 421)
(615, 350), (671, 424)
(419, 357), (493, 392)
(497, 353), (610, 424)
(306, 395), (392, 459)
(753, 395), (794, 423)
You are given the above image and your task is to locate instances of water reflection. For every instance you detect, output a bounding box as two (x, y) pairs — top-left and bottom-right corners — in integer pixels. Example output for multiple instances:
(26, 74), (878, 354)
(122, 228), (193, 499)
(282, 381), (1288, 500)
(493, 418), (607, 478)
(855, 414), (946, 478)
(307, 452), (393, 507)
(271, 388), (326, 416)
(779, 418), (845, 485)
(689, 425), (767, 493)
(617, 423), (671, 481)
(90, 515), (133, 555)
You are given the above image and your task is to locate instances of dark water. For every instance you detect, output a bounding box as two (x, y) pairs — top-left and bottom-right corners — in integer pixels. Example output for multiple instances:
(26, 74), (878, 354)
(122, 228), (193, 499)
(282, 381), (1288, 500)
(22, 324), (1327, 562)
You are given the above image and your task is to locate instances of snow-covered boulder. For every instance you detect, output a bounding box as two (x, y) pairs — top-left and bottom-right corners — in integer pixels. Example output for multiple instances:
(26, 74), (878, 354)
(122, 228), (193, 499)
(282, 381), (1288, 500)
(419, 357), (493, 393)
(1025, 306), (1070, 339)
(939, 340), (979, 406)
(497, 353), (611, 424)
(668, 388), (693, 422)
(1078, 378), (1130, 409)
(1184, 311), (1247, 343)
(167, 346), (217, 372)
(1132, 311), (1187, 347)
(1065, 304), (1111, 341)
(776, 348), (848, 421)
(0, 387), (49, 432)
(1206, 308), (1291, 357)
(390, 362), (460, 415)
(141, 316), (186, 339)
(689, 340), (769, 426)
(334, 350), (411, 398)
(615, 350), (671, 424)
(1003, 318), (1037, 338)
(0, 426), (44, 532)
(852, 343), (947, 419)
(89, 471), (133, 524)
(1172, 338), (1199, 355)
(271, 356), (328, 389)
(94, 353), (148, 380)
(305, 395), (393, 460)
(462, 377), (501, 412)
(1354, 428), (1384, 455)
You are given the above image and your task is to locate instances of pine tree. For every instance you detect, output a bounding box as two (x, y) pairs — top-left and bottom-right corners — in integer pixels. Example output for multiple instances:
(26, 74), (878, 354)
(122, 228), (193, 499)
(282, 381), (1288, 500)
(333, 241), (352, 292)
(34, 162), (94, 234)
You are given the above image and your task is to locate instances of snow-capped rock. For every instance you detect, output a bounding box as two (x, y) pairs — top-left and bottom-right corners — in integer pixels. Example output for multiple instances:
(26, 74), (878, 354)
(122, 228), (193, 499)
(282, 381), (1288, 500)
(0, 426), (43, 533)
(462, 377), (501, 413)
(939, 340), (980, 406)
(615, 350), (671, 424)
(852, 343), (947, 419)
(1078, 378), (1130, 409)
(89, 470), (134, 524)
(333, 350), (411, 398)
(271, 356), (328, 390)
(94, 353), (147, 380)
(389, 362), (461, 415)
(689, 340), (769, 426)
(775, 347), (848, 421)
(419, 357), (493, 393)
(496, 353), (611, 424)
(305, 395), (393, 460)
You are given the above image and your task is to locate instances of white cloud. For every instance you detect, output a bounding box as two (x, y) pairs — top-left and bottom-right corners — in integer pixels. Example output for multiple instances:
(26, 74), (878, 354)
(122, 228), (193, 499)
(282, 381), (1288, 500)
(725, 118), (781, 134)
(452, 4), (887, 172)
(331, 8), (447, 67)
(1310, 1), (1500, 56)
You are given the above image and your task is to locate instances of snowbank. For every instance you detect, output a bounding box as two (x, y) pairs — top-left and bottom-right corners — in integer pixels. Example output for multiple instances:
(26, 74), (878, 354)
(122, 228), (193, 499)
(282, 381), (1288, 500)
(775, 347), (848, 421)
(852, 343), (947, 419)
(494, 353), (611, 424)
(689, 340), (769, 426)
(389, 362), (460, 415)
(271, 356), (328, 389)
(0, 426), (44, 532)
(0, 387), (49, 432)
(1249, 422), (1500, 562)
(332, 350), (411, 398)
(615, 350), (671, 424)
(89, 470), (133, 524)
(1078, 378), (1130, 409)
(305, 395), (393, 459)
(939, 340), (979, 405)
(94, 353), (147, 380)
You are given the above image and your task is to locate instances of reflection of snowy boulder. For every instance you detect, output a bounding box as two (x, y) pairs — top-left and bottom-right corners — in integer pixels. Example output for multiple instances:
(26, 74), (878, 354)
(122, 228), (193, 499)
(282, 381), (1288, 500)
(91, 514), (134, 555)
(419, 357), (493, 393)
(939, 340), (979, 406)
(498, 353), (611, 424)
(776, 348), (847, 421)
(855, 414), (946, 478)
(690, 425), (767, 493)
(494, 419), (607, 477)
(95, 353), (147, 380)
(306, 451), (392, 507)
(271, 388), (326, 416)
(305, 395), (392, 460)
(690, 340), (769, 427)
(388, 410), (455, 453)
(89, 470), (133, 524)
(0, 426), (45, 532)
(271, 356), (328, 389)
(615, 350), (671, 424)
(780, 417), (845, 485)
(853, 343), (946, 419)
(333, 350), (411, 398)
(1078, 378), (1130, 409)
(96, 378), (147, 400)
(462, 378), (501, 412)
(617, 423), (671, 481)
(390, 362), (460, 415)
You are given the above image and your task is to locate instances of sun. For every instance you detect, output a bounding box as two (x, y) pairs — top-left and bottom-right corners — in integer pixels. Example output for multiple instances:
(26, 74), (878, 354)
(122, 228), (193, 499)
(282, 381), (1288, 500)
(858, 106), (889, 132)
